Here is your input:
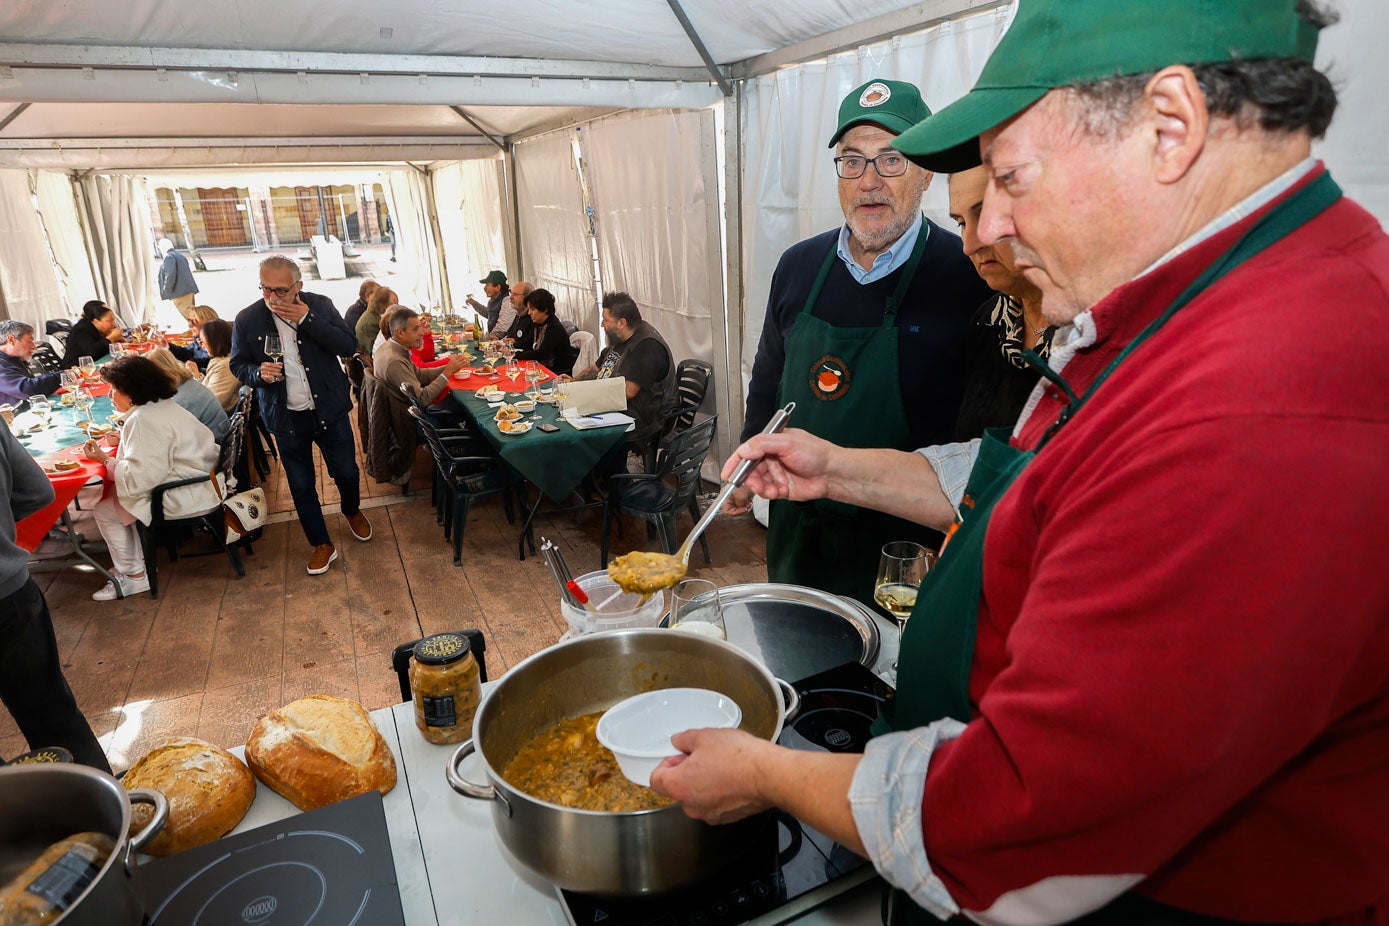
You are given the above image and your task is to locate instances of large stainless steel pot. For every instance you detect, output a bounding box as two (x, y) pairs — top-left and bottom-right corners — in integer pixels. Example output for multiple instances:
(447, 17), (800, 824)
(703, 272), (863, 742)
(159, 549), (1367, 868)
(447, 628), (798, 895)
(0, 762), (167, 925)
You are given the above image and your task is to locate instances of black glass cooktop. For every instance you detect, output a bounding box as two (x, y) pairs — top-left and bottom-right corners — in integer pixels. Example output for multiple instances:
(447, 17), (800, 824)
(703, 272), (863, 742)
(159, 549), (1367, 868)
(559, 661), (894, 926)
(135, 791), (405, 926)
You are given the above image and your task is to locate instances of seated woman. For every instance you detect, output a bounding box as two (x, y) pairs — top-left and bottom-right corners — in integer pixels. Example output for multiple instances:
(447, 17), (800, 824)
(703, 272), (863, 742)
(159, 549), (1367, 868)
(167, 304), (219, 371)
(62, 300), (125, 367)
(188, 319), (240, 412)
(512, 289), (575, 373)
(82, 355), (222, 600)
(144, 348), (231, 444)
(354, 286), (397, 356)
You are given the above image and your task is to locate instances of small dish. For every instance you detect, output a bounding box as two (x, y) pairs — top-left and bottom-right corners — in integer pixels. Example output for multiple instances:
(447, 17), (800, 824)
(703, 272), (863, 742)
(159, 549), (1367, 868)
(596, 688), (742, 787)
(513, 400), (537, 413)
(474, 386), (501, 399)
(496, 420), (532, 436)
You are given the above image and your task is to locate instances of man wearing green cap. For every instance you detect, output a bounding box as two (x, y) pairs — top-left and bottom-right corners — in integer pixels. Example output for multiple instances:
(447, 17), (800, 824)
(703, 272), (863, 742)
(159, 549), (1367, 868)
(467, 270), (511, 333)
(731, 77), (989, 609)
(652, 2), (1389, 924)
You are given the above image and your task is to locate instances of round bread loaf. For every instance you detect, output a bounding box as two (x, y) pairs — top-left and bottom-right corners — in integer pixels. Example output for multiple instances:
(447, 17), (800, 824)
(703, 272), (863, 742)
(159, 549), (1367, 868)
(245, 694), (397, 811)
(122, 737), (256, 855)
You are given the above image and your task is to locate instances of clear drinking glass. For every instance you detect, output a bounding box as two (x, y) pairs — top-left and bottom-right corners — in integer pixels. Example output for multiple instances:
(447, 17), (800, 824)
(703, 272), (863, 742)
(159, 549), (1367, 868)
(27, 395), (52, 430)
(669, 579), (726, 640)
(263, 333), (283, 382)
(78, 356), (96, 380)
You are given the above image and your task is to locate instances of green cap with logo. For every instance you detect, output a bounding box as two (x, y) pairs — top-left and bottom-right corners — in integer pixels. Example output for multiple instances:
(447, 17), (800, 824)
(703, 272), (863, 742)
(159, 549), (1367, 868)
(479, 270), (508, 286)
(893, 0), (1325, 172)
(827, 79), (933, 147)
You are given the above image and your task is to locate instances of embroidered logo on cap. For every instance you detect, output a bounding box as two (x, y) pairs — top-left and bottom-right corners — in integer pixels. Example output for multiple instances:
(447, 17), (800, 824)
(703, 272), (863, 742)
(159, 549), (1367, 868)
(859, 82), (891, 108)
(809, 355), (851, 402)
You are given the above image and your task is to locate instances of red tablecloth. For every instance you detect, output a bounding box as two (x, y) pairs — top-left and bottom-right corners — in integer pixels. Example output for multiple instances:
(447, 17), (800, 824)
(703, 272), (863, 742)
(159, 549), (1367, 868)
(448, 364), (554, 394)
(16, 447), (105, 553)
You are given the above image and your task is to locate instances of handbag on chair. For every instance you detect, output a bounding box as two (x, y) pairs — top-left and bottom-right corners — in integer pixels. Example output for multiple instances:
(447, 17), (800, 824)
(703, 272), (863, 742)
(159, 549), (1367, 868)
(223, 486), (267, 544)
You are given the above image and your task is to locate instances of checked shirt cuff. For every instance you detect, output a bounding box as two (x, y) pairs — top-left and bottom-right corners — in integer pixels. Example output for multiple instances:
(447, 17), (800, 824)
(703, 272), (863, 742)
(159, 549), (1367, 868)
(915, 440), (979, 510)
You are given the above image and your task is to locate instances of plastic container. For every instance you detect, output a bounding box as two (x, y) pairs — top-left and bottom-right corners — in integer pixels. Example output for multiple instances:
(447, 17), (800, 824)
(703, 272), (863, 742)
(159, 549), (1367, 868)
(560, 570), (666, 638)
(596, 688), (742, 786)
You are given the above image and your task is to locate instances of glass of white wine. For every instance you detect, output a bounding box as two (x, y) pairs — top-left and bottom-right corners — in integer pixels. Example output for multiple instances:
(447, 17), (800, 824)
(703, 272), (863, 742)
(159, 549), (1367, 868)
(669, 578), (726, 640)
(875, 541), (930, 678)
(263, 333), (284, 381)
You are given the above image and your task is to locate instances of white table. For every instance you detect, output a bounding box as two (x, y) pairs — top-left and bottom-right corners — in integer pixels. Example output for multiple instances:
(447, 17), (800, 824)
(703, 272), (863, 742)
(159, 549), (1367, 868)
(228, 691), (889, 925)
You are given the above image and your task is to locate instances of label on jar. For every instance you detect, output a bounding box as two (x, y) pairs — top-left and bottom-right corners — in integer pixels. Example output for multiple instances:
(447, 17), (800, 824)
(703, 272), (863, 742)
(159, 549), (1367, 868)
(422, 694), (458, 728)
(25, 850), (100, 911)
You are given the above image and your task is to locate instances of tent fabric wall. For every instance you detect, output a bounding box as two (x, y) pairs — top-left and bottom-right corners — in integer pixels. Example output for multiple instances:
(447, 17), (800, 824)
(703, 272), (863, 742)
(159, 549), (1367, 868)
(430, 157), (509, 311)
(73, 173), (158, 324)
(385, 167), (444, 311)
(1313, 0), (1389, 223)
(0, 170), (68, 328)
(513, 132), (595, 328)
(582, 108), (723, 419)
(737, 8), (1011, 400)
(33, 171), (98, 317)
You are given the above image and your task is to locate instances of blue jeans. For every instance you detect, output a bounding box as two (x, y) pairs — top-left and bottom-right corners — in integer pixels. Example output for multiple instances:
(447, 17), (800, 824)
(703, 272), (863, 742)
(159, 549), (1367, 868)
(275, 410), (361, 547)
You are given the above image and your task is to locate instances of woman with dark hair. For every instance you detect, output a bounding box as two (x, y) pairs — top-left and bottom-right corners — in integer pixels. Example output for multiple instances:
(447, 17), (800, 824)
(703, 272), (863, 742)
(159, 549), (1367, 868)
(62, 300), (126, 367)
(81, 355), (222, 600)
(190, 318), (239, 412)
(512, 288), (576, 373)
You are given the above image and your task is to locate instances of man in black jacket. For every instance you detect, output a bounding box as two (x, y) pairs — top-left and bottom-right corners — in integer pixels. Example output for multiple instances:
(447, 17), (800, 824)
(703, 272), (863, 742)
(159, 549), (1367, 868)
(230, 256), (372, 575)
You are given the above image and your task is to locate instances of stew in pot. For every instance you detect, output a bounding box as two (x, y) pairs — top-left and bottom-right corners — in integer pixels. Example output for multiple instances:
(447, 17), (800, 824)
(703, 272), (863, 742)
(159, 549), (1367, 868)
(503, 712), (673, 812)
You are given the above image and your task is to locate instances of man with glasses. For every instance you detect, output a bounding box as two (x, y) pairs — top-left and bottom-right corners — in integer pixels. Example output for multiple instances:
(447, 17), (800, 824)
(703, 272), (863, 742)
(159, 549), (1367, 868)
(230, 256), (372, 575)
(729, 78), (989, 608)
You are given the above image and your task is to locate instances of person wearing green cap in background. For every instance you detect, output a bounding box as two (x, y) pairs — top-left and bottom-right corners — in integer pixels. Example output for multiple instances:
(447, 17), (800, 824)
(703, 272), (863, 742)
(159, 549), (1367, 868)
(467, 270), (512, 333)
(653, 2), (1389, 924)
(727, 77), (990, 611)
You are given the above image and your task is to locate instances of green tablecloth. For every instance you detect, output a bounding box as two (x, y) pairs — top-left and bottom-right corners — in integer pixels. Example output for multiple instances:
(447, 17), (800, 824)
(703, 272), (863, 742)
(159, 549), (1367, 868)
(14, 394), (118, 458)
(450, 389), (626, 502)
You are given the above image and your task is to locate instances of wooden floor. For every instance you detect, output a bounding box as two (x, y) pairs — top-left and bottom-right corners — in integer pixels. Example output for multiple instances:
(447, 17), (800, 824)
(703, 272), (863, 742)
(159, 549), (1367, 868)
(1, 423), (770, 771)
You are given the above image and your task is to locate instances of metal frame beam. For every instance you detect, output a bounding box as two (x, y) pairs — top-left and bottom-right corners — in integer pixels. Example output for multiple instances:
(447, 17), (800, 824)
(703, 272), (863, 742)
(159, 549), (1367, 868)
(663, 0), (733, 96)
(730, 0), (1010, 78)
(0, 103), (30, 134)
(0, 135), (498, 150)
(0, 42), (716, 83)
(450, 106), (506, 151)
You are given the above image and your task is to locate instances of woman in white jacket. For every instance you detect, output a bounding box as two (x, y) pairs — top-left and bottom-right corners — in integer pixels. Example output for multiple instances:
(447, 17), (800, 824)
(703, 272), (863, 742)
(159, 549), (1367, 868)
(82, 355), (222, 600)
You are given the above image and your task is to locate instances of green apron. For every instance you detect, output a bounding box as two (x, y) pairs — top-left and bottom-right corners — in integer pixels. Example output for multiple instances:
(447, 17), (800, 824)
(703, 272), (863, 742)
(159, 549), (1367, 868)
(767, 223), (939, 608)
(881, 172), (1342, 926)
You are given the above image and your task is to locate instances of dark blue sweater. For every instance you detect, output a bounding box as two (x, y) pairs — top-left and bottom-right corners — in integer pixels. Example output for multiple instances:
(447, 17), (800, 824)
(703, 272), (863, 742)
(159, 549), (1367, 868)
(229, 291), (357, 435)
(742, 221), (992, 448)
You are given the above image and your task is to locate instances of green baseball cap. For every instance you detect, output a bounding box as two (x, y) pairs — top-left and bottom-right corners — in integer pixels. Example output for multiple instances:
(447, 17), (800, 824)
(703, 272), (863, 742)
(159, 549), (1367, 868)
(827, 79), (933, 147)
(894, 0), (1324, 171)
(479, 270), (507, 286)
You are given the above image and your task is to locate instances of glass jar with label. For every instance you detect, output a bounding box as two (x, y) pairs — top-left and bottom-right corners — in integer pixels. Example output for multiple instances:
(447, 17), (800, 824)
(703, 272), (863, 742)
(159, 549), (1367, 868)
(408, 632), (481, 745)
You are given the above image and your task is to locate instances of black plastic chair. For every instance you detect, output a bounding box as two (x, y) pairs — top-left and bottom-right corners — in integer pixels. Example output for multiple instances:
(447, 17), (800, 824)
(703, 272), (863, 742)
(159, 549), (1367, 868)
(29, 344), (66, 375)
(409, 406), (524, 566)
(391, 629), (489, 703)
(645, 359), (713, 471)
(135, 411), (251, 598)
(602, 415), (717, 567)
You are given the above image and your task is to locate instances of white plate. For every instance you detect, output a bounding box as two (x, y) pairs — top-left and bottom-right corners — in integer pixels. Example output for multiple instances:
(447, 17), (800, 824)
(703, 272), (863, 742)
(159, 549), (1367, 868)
(473, 387), (502, 399)
(596, 688), (741, 786)
(512, 400), (537, 412)
(496, 421), (532, 436)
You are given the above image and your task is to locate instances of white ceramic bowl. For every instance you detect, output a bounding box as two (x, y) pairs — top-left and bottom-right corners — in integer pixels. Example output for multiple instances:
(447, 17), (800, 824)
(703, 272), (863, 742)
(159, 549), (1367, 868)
(596, 688), (742, 787)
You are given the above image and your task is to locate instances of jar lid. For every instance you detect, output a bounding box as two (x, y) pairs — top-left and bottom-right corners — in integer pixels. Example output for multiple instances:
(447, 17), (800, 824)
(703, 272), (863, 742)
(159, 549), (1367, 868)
(413, 632), (471, 666)
(7, 747), (74, 765)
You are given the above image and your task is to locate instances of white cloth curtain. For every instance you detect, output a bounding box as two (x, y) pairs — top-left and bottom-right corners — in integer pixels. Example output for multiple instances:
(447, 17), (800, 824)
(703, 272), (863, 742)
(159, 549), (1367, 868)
(430, 157), (509, 311)
(513, 131), (595, 327)
(738, 8), (1011, 396)
(384, 167), (444, 311)
(73, 173), (157, 324)
(582, 108), (723, 412)
(0, 170), (68, 328)
(33, 171), (98, 317)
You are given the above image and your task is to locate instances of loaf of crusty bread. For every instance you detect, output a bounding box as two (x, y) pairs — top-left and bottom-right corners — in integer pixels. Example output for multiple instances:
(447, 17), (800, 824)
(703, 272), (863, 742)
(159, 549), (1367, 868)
(121, 737), (256, 856)
(245, 694), (396, 811)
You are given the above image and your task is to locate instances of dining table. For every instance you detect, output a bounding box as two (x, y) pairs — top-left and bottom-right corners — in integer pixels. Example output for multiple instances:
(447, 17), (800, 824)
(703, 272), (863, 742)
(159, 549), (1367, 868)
(442, 343), (629, 560)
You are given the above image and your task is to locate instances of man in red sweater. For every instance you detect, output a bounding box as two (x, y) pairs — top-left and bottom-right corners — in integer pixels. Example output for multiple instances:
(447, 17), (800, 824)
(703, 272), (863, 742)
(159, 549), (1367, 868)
(650, 1), (1389, 924)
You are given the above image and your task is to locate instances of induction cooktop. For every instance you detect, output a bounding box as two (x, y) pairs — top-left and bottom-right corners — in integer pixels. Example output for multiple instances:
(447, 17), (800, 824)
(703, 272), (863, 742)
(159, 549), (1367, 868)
(135, 791), (405, 926)
(558, 660), (894, 926)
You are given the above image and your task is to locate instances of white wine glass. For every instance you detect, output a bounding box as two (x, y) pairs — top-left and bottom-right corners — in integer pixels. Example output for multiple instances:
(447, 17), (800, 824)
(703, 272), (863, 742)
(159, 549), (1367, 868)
(263, 333), (283, 382)
(875, 541), (930, 680)
(669, 579), (726, 640)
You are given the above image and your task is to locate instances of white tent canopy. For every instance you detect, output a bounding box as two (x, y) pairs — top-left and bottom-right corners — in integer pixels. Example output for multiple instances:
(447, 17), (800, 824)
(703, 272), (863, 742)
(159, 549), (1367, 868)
(1, 0), (1385, 457)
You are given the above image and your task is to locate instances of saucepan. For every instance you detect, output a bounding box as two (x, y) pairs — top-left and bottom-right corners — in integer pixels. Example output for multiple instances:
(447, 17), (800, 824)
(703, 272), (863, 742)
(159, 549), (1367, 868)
(447, 628), (798, 895)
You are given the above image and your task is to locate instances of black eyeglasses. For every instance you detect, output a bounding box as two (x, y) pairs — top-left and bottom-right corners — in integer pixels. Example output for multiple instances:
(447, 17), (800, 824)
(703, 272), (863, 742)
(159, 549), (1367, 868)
(259, 284), (296, 297)
(833, 153), (910, 180)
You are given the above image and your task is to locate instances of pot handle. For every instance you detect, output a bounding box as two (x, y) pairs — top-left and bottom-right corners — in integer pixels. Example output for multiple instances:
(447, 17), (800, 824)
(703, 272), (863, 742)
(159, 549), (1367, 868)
(124, 788), (168, 876)
(446, 738), (511, 817)
(775, 677), (800, 722)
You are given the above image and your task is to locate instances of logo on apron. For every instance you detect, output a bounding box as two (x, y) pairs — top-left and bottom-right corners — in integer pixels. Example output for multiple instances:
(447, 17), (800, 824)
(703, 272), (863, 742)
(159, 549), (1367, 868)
(809, 355), (851, 401)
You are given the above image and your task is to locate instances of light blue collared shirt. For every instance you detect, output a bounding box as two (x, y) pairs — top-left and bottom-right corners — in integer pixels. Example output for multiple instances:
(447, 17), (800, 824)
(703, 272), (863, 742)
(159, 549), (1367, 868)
(836, 212), (926, 285)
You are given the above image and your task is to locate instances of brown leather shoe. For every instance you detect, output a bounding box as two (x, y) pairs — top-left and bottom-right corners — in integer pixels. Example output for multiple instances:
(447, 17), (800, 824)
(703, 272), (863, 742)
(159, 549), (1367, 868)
(307, 544), (338, 575)
(345, 510), (373, 542)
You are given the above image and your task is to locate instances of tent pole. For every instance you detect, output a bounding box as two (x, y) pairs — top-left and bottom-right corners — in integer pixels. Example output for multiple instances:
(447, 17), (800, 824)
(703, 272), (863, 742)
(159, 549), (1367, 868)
(720, 85), (746, 456)
(504, 144), (523, 281)
(662, 0), (732, 96)
(417, 165), (453, 312)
